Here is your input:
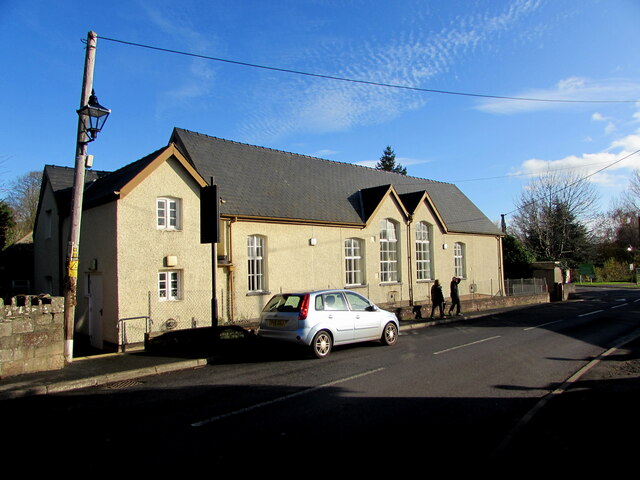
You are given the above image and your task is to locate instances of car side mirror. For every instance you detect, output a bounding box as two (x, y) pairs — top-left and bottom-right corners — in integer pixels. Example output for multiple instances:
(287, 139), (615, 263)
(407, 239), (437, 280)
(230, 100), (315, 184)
(366, 305), (377, 312)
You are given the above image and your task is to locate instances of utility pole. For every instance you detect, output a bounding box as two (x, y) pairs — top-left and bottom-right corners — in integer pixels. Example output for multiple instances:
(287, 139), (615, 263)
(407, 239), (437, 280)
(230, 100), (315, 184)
(63, 31), (98, 363)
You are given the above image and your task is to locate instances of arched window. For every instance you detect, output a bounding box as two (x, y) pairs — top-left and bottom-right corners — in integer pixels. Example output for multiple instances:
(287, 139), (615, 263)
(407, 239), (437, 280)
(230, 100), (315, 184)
(416, 222), (433, 280)
(345, 238), (364, 286)
(247, 235), (267, 292)
(454, 242), (466, 278)
(379, 219), (400, 283)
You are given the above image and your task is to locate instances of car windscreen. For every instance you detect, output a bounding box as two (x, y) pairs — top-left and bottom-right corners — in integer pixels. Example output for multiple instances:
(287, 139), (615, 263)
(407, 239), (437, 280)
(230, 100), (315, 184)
(262, 294), (306, 312)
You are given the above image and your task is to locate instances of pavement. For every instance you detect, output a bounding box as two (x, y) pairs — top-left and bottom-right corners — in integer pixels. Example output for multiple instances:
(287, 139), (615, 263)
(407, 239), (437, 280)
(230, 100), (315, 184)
(2, 308), (640, 459)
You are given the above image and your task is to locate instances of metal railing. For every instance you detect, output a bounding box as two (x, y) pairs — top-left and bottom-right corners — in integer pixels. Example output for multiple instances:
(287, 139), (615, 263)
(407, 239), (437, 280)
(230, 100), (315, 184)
(117, 316), (151, 352)
(504, 278), (548, 296)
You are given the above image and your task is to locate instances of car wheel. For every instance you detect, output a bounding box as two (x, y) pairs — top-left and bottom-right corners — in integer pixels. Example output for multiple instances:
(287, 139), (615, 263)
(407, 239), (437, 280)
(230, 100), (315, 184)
(311, 330), (332, 359)
(381, 322), (398, 346)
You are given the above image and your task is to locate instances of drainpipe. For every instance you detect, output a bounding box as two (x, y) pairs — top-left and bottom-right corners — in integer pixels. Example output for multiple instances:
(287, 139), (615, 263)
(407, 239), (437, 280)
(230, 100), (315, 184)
(406, 215), (414, 306)
(228, 217), (237, 323)
(497, 235), (505, 296)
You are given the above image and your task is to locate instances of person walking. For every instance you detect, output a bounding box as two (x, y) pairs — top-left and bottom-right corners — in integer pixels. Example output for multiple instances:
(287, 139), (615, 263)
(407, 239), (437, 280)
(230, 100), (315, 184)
(430, 279), (445, 319)
(448, 276), (462, 316)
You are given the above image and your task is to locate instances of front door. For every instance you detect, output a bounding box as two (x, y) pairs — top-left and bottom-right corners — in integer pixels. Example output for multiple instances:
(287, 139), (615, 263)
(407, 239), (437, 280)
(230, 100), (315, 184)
(87, 274), (104, 349)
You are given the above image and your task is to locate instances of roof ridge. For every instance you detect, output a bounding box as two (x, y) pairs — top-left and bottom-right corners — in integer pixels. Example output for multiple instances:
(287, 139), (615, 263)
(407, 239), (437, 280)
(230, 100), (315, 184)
(174, 127), (450, 186)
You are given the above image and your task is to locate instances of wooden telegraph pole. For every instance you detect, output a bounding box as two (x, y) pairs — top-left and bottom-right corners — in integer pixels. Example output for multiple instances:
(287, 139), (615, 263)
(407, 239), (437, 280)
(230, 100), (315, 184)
(63, 31), (98, 363)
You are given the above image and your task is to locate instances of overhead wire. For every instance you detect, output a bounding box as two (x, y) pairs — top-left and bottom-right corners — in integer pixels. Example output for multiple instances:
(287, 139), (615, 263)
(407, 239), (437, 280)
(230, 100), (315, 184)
(502, 147), (640, 217)
(97, 35), (639, 104)
(95, 35), (640, 223)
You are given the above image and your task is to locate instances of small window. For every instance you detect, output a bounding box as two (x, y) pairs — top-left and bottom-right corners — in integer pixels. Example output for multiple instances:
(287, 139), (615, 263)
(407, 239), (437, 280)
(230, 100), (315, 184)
(248, 235), (267, 292)
(158, 270), (181, 301)
(454, 242), (466, 278)
(45, 210), (53, 239)
(321, 293), (347, 311)
(263, 294), (305, 312)
(345, 238), (365, 286)
(416, 222), (433, 280)
(344, 291), (371, 311)
(157, 197), (181, 230)
(380, 219), (399, 283)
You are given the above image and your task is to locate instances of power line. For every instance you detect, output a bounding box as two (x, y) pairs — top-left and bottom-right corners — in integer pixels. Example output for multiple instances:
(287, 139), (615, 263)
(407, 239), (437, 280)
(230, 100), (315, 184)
(95, 35), (640, 226)
(97, 35), (639, 104)
(449, 157), (636, 183)
(502, 148), (640, 217)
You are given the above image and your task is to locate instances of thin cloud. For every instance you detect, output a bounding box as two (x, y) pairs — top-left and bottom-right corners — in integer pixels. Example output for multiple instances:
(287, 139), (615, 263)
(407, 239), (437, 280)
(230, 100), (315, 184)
(514, 131), (640, 188)
(476, 77), (640, 114)
(312, 149), (338, 158)
(141, 1), (219, 116)
(238, 1), (546, 142)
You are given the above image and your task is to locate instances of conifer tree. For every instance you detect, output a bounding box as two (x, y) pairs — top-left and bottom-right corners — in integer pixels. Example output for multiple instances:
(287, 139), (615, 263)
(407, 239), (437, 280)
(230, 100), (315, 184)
(375, 146), (406, 175)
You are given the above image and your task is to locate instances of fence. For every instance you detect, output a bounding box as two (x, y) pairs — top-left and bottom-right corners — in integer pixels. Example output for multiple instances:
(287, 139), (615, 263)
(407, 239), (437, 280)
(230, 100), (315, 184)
(505, 278), (548, 296)
(116, 291), (215, 350)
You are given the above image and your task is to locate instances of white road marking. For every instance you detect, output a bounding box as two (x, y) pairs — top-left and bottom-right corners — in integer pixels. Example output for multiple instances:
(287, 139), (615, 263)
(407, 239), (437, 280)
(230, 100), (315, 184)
(433, 335), (501, 355)
(612, 303), (629, 309)
(524, 319), (564, 331)
(191, 367), (386, 427)
(578, 309), (604, 317)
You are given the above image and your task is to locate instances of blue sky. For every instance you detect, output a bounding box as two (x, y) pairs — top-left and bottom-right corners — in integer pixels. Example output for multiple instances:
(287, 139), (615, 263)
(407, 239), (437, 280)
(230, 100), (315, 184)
(1, 0), (640, 224)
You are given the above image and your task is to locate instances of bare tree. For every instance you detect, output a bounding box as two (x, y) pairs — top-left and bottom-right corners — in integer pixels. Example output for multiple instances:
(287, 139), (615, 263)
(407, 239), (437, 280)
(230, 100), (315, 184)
(511, 170), (600, 265)
(622, 169), (640, 211)
(4, 170), (42, 243)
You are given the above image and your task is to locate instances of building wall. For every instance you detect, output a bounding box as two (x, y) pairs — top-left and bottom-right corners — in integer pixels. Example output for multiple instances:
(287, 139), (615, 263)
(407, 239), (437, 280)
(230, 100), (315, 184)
(410, 200), (504, 303)
(74, 201), (118, 345)
(221, 193), (504, 322)
(34, 160), (502, 348)
(33, 182), (62, 296)
(115, 157), (213, 344)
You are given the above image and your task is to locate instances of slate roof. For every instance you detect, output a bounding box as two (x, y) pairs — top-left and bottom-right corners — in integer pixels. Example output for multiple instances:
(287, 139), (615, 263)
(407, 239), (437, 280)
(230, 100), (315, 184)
(40, 129), (501, 236)
(170, 128), (501, 235)
(41, 146), (179, 216)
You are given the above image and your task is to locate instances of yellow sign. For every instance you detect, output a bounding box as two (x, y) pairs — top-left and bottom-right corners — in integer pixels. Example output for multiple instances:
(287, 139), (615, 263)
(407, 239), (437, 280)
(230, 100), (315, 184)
(68, 260), (78, 278)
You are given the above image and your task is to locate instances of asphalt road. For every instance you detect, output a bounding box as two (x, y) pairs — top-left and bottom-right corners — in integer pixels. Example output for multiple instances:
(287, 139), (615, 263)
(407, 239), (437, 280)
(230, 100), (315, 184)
(2, 286), (638, 472)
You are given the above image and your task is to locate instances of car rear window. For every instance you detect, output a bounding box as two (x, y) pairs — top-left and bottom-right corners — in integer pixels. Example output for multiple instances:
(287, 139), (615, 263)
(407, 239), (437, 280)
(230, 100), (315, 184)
(263, 294), (306, 312)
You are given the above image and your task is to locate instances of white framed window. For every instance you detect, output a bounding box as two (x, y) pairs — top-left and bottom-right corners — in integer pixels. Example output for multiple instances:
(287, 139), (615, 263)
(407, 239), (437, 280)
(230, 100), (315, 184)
(45, 210), (53, 239)
(158, 270), (181, 301)
(248, 235), (266, 292)
(380, 218), (399, 283)
(157, 197), (181, 230)
(416, 221), (432, 280)
(345, 238), (364, 286)
(454, 242), (466, 278)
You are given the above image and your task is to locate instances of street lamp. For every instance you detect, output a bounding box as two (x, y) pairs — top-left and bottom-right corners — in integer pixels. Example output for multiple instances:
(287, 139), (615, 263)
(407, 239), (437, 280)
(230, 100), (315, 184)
(77, 90), (110, 142)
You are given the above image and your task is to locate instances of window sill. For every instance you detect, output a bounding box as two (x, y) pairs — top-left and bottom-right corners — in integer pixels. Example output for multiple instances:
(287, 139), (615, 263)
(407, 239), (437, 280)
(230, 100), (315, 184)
(246, 290), (271, 296)
(344, 284), (368, 289)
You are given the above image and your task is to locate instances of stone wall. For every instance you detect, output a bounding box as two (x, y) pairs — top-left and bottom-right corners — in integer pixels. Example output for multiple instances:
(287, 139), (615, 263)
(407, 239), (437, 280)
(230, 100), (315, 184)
(0, 296), (65, 378)
(388, 292), (550, 321)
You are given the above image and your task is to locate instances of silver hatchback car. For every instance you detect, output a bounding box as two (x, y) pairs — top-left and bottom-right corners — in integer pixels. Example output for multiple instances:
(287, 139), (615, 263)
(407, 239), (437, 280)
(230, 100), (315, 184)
(257, 289), (399, 358)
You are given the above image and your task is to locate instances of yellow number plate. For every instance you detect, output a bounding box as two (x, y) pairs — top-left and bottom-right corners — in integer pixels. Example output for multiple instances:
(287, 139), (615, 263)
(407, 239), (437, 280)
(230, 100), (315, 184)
(268, 319), (288, 327)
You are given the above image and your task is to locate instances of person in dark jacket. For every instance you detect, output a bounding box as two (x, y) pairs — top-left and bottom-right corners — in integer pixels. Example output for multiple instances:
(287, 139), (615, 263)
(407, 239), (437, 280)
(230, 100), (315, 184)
(430, 279), (445, 319)
(448, 276), (462, 316)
